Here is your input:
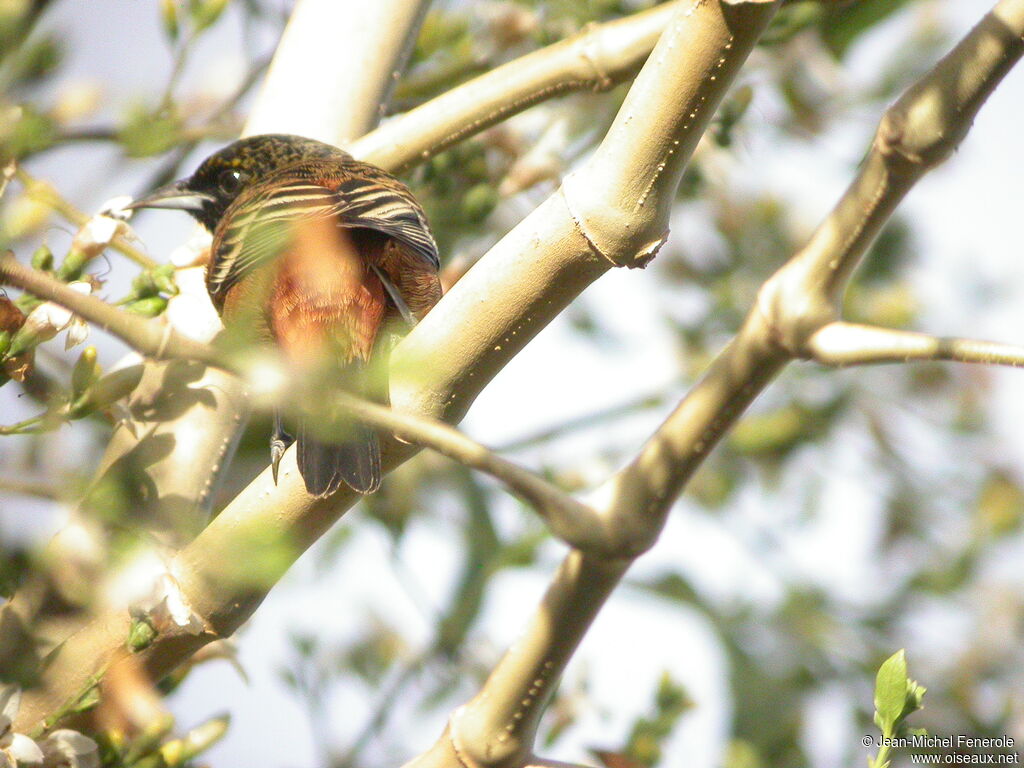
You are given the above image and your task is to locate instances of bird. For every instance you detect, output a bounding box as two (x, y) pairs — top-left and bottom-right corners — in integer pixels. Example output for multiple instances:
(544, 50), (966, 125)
(127, 134), (442, 497)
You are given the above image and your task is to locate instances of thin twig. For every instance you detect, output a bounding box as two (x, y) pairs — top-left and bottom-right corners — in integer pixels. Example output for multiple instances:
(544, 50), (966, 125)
(0, 252), (218, 366)
(331, 393), (610, 552)
(807, 322), (1024, 369)
(0, 476), (61, 500)
(13, 168), (157, 269)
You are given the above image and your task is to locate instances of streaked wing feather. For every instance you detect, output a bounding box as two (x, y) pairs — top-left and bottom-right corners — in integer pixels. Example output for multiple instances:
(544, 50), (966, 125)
(330, 176), (439, 269)
(208, 166), (438, 307)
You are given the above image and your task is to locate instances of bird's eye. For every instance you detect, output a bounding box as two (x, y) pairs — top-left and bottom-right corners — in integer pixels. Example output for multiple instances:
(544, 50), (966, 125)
(218, 169), (244, 195)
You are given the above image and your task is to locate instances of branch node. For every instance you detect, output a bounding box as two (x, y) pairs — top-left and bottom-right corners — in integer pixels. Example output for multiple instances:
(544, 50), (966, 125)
(560, 181), (667, 269)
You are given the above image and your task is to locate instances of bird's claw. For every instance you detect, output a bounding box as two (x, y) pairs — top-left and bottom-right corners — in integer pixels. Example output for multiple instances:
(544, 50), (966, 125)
(270, 411), (294, 485)
(270, 437), (288, 485)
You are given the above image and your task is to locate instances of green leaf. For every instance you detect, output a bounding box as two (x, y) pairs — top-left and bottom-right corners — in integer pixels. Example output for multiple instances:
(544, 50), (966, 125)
(874, 650), (908, 733)
(189, 0), (228, 32)
(821, 0), (916, 59)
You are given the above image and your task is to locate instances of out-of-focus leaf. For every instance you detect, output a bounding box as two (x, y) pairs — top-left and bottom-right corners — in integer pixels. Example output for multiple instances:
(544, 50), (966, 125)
(687, 462), (738, 508)
(821, 0), (916, 58)
(976, 471), (1024, 539)
(636, 572), (699, 607)
(613, 672), (694, 767)
(343, 622), (406, 685)
(7, 35), (61, 84)
(0, 104), (57, 158)
(759, 2), (823, 47)
(189, 0), (229, 32)
(858, 220), (913, 285)
(117, 104), (182, 157)
(159, 0), (180, 42)
(729, 400), (841, 458)
(723, 740), (761, 768)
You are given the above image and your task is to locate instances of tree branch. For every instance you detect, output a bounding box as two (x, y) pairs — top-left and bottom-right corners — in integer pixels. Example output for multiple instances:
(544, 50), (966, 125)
(0, 252), (220, 367)
(350, 1), (676, 172)
(244, 0), (430, 146)
(329, 393), (612, 552)
(412, 2), (1024, 766)
(756, 0), (1024, 354)
(806, 321), (1024, 369)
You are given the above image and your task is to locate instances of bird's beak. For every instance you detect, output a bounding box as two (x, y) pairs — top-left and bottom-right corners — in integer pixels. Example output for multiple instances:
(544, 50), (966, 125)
(126, 180), (213, 212)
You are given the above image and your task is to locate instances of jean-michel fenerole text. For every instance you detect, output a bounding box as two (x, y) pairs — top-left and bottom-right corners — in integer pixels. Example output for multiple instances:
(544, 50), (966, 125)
(871, 735), (1016, 750)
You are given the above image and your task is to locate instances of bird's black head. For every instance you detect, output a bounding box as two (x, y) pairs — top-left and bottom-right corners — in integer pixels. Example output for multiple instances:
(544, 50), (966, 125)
(127, 134), (349, 232)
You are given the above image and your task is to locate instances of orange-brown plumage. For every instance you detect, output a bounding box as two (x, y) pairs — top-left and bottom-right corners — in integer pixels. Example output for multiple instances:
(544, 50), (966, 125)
(129, 134), (442, 497)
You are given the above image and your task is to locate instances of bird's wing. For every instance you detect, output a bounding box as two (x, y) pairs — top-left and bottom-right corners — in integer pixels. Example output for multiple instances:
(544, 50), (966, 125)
(327, 161), (439, 270)
(208, 167), (438, 307)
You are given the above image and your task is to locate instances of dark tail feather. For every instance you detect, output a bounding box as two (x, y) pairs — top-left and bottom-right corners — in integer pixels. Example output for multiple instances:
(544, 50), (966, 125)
(297, 421), (381, 497)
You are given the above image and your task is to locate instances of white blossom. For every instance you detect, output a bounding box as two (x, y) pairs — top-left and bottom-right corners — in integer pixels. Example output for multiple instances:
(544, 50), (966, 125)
(0, 685), (43, 768)
(39, 730), (99, 768)
(76, 215), (121, 250)
(22, 282), (93, 349)
(97, 196), (135, 222)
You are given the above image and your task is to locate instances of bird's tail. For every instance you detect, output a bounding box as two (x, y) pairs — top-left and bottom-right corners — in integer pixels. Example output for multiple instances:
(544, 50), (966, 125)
(296, 356), (384, 497)
(297, 420), (380, 497)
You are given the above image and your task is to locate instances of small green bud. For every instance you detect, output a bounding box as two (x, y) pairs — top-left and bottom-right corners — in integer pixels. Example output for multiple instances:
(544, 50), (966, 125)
(127, 616), (157, 651)
(160, 0), (180, 42)
(161, 714), (229, 766)
(71, 345), (100, 400)
(6, 322), (46, 358)
(152, 264), (178, 295)
(69, 364), (143, 418)
(56, 246), (89, 281)
(31, 244), (53, 270)
(124, 295), (168, 317)
(130, 269), (160, 299)
(190, 0), (229, 31)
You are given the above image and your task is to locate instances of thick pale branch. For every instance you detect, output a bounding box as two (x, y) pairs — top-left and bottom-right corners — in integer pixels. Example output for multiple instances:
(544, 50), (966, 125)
(419, 2), (1024, 766)
(245, 0), (430, 146)
(351, 2), (676, 171)
(807, 322), (1024, 369)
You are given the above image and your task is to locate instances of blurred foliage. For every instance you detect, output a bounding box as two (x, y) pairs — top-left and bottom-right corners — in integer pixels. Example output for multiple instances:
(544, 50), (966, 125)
(2, 2), (1022, 768)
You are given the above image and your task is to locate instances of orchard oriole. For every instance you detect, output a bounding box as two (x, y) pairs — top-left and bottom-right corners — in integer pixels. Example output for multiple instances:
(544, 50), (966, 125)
(128, 134), (442, 497)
